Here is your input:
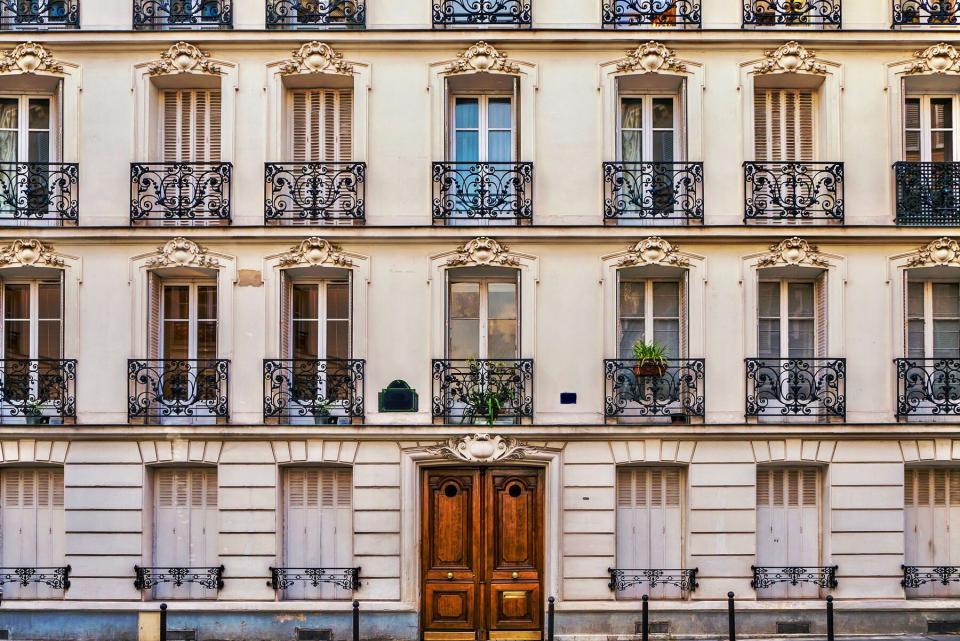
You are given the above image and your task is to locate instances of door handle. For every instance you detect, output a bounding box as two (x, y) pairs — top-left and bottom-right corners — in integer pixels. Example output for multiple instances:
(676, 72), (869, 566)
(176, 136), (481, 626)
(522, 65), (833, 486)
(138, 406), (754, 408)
(447, 572), (454, 580)
(512, 572), (519, 579)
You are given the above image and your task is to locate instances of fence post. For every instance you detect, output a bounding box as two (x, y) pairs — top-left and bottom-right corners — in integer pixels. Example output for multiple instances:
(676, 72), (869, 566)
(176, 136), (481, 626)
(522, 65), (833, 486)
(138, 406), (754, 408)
(727, 592), (735, 641)
(641, 594), (649, 641)
(826, 596), (834, 641)
(159, 603), (167, 641)
(353, 600), (360, 641)
(547, 596), (555, 641)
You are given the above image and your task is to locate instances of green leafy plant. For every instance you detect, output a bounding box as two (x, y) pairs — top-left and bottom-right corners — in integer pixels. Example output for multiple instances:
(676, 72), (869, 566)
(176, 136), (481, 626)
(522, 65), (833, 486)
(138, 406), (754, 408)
(23, 399), (44, 417)
(632, 340), (669, 365)
(463, 361), (516, 426)
(312, 397), (334, 423)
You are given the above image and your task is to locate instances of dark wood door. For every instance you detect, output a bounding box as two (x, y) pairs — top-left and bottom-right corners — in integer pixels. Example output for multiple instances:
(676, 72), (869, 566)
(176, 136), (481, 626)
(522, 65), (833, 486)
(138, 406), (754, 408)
(422, 467), (544, 641)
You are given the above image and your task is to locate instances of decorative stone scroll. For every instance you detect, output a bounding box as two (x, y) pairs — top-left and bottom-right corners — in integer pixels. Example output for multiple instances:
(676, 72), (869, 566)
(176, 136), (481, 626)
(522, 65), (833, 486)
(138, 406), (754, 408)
(908, 238), (960, 267)
(278, 238), (352, 268)
(148, 42), (220, 76)
(616, 42), (686, 74)
(423, 433), (536, 462)
(0, 239), (65, 268)
(757, 237), (829, 268)
(280, 42), (353, 76)
(447, 42), (520, 75)
(617, 237), (689, 267)
(446, 237), (521, 268)
(0, 42), (63, 74)
(755, 42), (826, 76)
(146, 238), (220, 269)
(908, 43), (960, 76)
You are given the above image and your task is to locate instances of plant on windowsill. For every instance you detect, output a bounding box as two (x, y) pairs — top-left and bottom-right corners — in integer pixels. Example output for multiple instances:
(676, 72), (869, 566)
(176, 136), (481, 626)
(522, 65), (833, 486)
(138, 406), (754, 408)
(632, 340), (669, 378)
(312, 398), (338, 425)
(23, 399), (49, 426)
(463, 361), (516, 426)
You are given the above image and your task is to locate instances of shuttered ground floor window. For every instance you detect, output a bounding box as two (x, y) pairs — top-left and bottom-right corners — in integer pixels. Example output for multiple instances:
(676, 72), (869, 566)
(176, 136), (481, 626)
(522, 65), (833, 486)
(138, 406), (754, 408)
(905, 468), (960, 597)
(0, 468), (64, 599)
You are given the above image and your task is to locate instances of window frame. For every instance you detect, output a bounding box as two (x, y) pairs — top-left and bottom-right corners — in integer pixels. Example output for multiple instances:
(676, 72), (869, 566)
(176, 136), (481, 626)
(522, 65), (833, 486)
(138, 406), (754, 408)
(904, 94), (960, 163)
(907, 279), (960, 359)
(290, 279), (352, 361)
(0, 93), (58, 163)
(1, 278), (63, 361)
(285, 87), (353, 163)
(159, 280), (218, 361)
(753, 88), (818, 162)
(446, 275), (520, 360)
(617, 93), (682, 163)
(447, 92), (516, 163)
(758, 278), (817, 359)
(617, 277), (683, 360)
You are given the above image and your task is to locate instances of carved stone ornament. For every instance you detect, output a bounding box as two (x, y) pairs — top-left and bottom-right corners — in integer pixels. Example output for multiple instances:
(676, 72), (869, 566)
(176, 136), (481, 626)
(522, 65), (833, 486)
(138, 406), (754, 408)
(757, 237), (829, 268)
(146, 238), (221, 269)
(280, 42), (353, 76)
(278, 238), (352, 268)
(424, 433), (536, 463)
(148, 42), (220, 76)
(447, 237), (520, 268)
(909, 43), (960, 75)
(0, 239), (64, 267)
(755, 42), (826, 76)
(0, 42), (63, 74)
(908, 238), (960, 267)
(618, 237), (689, 267)
(616, 41), (686, 74)
(447, 42), (520, 75)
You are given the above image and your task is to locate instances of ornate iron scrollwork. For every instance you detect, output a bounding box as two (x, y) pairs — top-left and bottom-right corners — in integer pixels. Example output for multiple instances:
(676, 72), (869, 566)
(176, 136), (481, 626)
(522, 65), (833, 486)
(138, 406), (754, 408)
(128, 359), (230, 423)
(433, 0), (531, 26)
(608, 568), (698, 592)
(0, 163), (79, 224)
(745, 358), (846, 419)
(263, 359), (365, 423)
(896, 358), (960, 418)
(0, 359), (77, 424)
(133, 0), (232, 29)
(895, 162), (960, 226)
(0, 566), (70, 590)
(902, 565), (960, 588)
(743, 0), (841, 27)
(751, 565), (838, 589)
(431, 359), (534, 424)
(744, 162), (844, 223)
(0, 0), (80, 29)
(432, 162), (533, 224)
(134, 565), (225, 591)
(269, 567), (361, 591)
(265, 163), (365, 224)
(893, 0), (960, 26)
(601, 0), (700, 27)
(130, 163), (232, 224)
(603, 359), (705, 421)
(603, 162), (704, 223)
(266, 0), (365, 26)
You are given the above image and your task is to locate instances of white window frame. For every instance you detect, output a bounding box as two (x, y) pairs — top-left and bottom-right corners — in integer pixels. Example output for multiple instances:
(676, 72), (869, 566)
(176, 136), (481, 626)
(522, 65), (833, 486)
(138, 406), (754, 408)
(904, 94), (960, 162)
(158, 89), (221, 164)
(617, 278), (683, 359)
(759, 279), (817, 359)
(160, 281), (218, 361)
(448, 93), (516, 163)
(446, 276), (519, 360)
(0, 94), (58, 163)
(1, 279), (63, 361)
(907, 280), (960, 358)
(291, 279), (352, 361)
(754, 88), (818, 162)
(285, 88), (353, 163)
(617, 93), (682, 163)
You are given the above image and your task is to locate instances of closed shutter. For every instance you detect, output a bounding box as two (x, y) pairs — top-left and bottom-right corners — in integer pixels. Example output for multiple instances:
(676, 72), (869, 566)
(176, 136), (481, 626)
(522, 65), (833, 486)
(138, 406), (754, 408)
(283, 467), (353, 600)
(615, 467), (683, 599)
(162, 90), (222, 163)
(279, 271), (293, 360)
(814, 272), (828, 358)
(904, 468), (960, 597)
(0, 468), (64, 599)
(754, 89), (815, 162)
(679, 272), (688, 360)
(291, 89), (353, 163)
(756, 467), (820, 599)
(147, 271), (162, 360)
(154, 467), (218, 600)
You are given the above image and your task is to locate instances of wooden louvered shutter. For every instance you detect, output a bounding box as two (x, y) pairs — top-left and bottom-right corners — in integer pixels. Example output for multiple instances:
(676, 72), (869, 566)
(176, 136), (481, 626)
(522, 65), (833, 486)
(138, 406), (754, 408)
(905, 468), (960, 597)
(757, 467), (820, 599)
(814, 272), (828, 358)
(147, 271), (162, 360)
(162, 90), (222, 163)
(279, 271), (293, 360)
(754, 90), (815, 162)
(154, 468), (218, 600)
(1, 469), (65, 600)
(679, 273), (688, 359)
(291, 89), (353, 163)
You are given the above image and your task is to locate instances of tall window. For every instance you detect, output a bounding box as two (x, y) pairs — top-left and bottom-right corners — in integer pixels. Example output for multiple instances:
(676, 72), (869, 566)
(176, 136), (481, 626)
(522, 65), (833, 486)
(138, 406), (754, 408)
(451, 95), (514, 163)
(2, 280), (63, 412)
(160, 283), (217, 362)
(289, 281), (350, 361)
(907, 281), (959, 358)
(905, 96), (957, 163)
(756, 467), (821, 599)
(153, 467), (218, 599)
(0, 96), (54, 164)
(161, 89), (221, 163)
(758, 279), (826, 359)
(619, 95), (677, 163)
(0, 468), (64, 599)
(447, 276), (518, 360)
(618, 279), (682, 359)
(754, 89), (815, 162)
(615, 467), (683, 599)
(289, 89), (352, 163)
(904, 468), (960, 597)
(283, 467), (353, 599)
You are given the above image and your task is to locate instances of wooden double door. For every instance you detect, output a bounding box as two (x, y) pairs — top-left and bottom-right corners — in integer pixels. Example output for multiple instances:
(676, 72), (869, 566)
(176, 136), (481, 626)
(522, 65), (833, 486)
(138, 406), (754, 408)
(421, 467), (544, 641)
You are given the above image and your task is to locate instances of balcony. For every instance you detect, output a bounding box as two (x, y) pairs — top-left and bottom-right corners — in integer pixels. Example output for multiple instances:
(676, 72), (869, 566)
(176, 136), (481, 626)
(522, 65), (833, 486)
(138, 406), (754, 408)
(895, 162), (960, 225)
(265, 162), (365, 225)
(269, 567), (361, 591)
(432, 162), (532, 225)
(895, 358), (960, 419)
(131, 162), (232, 226)
(603, 162), (704, 224)
(263, 359), (365, 424)
(0, 359), (76, 425)
(433, 0), (531, 26)
(608, 568), (698, 593)
(0, 163), (78, 226)
(133, 0), (231, 29)
(893, 0), (959, 26)
(601, 0), (701, 28)
(134, 565), (224, 592)
(745, 358), (846, 420)
(128, 359), (229, 424)
(0, 566), (70, 599)
(0, 0), (79, 29)
(431, 359), (533, 424)
(743, 0), (841, 27)
(744, 162), (843, 224)
(902, 565), (960, 590)
(751, 566), (838, 590)
(266, 0), (365, 27)
(603, 359), (705, 423)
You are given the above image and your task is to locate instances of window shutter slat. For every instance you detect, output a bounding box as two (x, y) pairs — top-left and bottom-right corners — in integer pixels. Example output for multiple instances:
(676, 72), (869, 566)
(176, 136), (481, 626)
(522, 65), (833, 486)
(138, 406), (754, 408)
(905, 468), (915, 506)
(756, 468), (770, 506)
(339, 90), (353, 162)
(324, 91), (337, 163)
(754, 90), (769, 161)
(208, 91), (221, 162)
(798, 91), (815, 162)
(292, 91), (309, 163)
(815, 272), (828, 358)
(163, 91), (179, 162)
(617, 469), (633, 506)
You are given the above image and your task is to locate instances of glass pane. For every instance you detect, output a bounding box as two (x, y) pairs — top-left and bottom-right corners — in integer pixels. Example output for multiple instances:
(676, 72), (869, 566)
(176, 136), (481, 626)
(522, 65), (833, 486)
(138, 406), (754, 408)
(933, 320), (960, 357)
(3, 320), (27, 359)
(758, 318), (781, 359)
(652, 282), (679, 317)
(621, 99), (642, 129)
(933, 283), (959, 318)
(455, 98), (479, 129)
(449, 319), (479, 360)
(327, 283), (349, 320)
(326, 319), (349, 360)
(488, 283), (517, 320)
(905, 98), (921, 130)
(28, 131), (48, 163)
(162, 321), (189, 359)
(619, 281), (645, 318)
(293, 284), (319, 321)
(788, 319), (815, 358)
(488, 319), (517, 359)
(28, 99), (49, 130)
(618, 321), (644, 360)
(455, 131), (479, 163)
(4, 284), (28, 319)
(907, 281), (925, 318)
(908, 319), (926, 358)
(449, 282), (480, 319)
(788, 283), (815, 318)
(163, 286), (189, 321)
(758, 282), (781, 318)
(293, 320), (319, 359)
(38, 283), (60, 320)
(652, 130), (674, 163)
(197, 285), (217, 320)
(197, 321), (217, 359)
(932, 130), (953, 163)
(487, 130), (512, 163)
(932, 98), (953, 129)
(621, 130), (642, 163)
(653, 319), (679, 358)
(652, 98), (674, 128)
(488, 98), (512, 129)
(37, 320), (60, 359)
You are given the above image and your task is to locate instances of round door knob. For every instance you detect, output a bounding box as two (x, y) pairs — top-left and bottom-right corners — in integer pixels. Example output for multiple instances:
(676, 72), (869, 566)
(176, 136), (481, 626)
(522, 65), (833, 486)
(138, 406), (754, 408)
(511, 572), (519, 579)
(447, 572), (454, 580)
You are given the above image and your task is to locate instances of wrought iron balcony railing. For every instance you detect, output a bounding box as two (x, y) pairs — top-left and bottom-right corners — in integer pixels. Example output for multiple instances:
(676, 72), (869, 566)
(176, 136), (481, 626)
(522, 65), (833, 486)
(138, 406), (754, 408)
(895, 162), (960, 225)
(128, 359), (229, 424)
(0, 359), (76, 425)
(744, 162), (843, 223)
(0, 566), (70, 593)
(265, 162), (365, 224)
(608, 568), (699, 592)
(433, 0), (531, 26)
(0, 0), (79, 29)
(743, 0), (841, 27)
(895, 358), (960, 418)
(603, 359), (705, 422)
(432, 359), (533, 424)
(131, 162), (231, 225)
(752, 565), (838, 589)
(902, 565), (960, 588)
(134, 565), (225, 591)
(269, 566), (361, 591)
(745, 358), (846, 419)
(263, 359), (365, 424)
(603, 162), (704, 223)
(433, 162), (532, 225)
(133, 0), (232, 29)
(0, 163), (78, 225)
(266, 0), (365, 27)
(601, 0), (701, 27)
(893, 0), (959, 25)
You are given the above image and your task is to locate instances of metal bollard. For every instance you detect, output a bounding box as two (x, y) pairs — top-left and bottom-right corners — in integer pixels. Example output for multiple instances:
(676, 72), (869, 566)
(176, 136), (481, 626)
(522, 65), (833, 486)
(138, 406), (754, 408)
(727, 592), (736, 641)
(641, 594), (649, 641)
(826, 596), (834, 641)
(159, 603), (167, 641)
(353, 600), (360, 641)
(547, 596), (555, 641)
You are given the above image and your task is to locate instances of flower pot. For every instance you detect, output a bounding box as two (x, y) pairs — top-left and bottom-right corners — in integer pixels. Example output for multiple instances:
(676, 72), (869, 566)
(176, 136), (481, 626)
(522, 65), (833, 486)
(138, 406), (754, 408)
(633, 362), (668, 378)
(314, 414), (337, 425)
(25, 415), (49, 426)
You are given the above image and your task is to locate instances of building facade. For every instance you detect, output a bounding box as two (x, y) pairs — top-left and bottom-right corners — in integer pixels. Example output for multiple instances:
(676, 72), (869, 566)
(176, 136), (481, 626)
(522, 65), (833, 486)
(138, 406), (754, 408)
(0, 0), (957, 639)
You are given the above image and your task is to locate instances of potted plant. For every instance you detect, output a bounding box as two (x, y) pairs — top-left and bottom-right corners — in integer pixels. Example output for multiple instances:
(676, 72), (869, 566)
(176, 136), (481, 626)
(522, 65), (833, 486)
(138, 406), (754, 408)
(23, 399), (49, 426)
(463, 361), (516, 426)
(632, 340), (669, 378)
(312, 398), (338, 425)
